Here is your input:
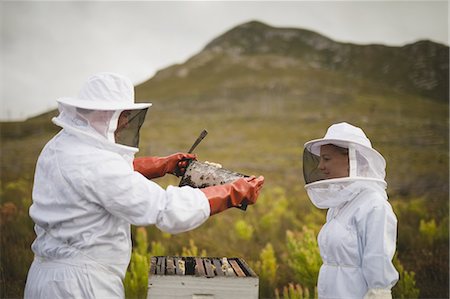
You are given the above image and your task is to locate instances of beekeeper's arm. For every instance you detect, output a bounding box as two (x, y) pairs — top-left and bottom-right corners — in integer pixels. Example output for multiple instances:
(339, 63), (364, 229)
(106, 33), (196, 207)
(80, 154), (208, 234)
(358, 200), (399, 299)
(134, 152), (264, 215)
(83, 154), (263, 234)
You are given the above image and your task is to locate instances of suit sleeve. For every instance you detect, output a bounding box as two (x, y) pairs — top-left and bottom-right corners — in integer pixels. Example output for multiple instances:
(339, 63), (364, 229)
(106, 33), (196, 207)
(80, 154), (210, 234)
(358, 199), (399, 291)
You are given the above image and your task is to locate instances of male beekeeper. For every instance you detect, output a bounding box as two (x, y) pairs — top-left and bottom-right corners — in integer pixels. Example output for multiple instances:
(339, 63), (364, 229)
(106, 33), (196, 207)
(302, 122), (398, 299)
(24, 72), (264, 298)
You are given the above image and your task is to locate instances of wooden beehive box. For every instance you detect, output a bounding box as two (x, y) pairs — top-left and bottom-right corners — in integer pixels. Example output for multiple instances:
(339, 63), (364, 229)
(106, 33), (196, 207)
(147, 256), (259, 299)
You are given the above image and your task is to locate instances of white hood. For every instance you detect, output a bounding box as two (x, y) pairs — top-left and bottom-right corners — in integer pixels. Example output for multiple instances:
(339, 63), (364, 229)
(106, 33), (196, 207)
(303, 122), (387, 209)
(56, 72), (151, 111)
(52, 72), (150, 151)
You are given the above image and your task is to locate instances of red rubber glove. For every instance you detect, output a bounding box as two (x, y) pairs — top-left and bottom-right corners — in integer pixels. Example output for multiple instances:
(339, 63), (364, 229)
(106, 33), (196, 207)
(201, 176), (264, 215)
(133, 153), (196, 179)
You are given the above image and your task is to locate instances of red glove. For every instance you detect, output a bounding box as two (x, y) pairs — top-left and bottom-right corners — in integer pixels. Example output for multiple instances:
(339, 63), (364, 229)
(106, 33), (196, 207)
(201, 176), (264, 215)
(133, 153), (196, 179)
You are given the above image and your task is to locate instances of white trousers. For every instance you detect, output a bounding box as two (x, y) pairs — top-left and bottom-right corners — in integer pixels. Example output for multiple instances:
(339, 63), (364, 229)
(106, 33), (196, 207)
(24, 257), (124, 299)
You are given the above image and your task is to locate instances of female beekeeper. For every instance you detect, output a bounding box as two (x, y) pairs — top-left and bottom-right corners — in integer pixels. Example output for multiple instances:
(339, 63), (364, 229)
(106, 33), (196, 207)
(302, 122), (398, 299)
(24, 72), (264, 298)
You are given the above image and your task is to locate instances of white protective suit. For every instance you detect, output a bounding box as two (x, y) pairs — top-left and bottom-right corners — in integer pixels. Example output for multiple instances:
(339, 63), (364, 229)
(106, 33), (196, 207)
(303, 122), (399, 299)
(24, 73), (210, 298)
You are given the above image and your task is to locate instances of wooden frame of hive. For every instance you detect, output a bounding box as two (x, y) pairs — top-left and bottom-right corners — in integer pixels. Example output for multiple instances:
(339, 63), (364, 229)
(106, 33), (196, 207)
(147, 256), (259, 299)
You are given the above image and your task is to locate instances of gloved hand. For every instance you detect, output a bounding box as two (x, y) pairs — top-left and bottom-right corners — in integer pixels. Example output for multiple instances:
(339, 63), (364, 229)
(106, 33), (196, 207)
(201, 176), (265, 215)
(133, 153), (196, 179)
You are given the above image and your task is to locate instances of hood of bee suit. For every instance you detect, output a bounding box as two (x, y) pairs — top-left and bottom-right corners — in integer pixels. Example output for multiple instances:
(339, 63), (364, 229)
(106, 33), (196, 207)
(52, 72), (152, 150)
(302, 122), (387, 209)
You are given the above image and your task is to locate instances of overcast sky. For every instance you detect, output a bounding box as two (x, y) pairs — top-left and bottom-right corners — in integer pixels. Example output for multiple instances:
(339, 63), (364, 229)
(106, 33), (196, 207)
(1, 1), (448, 121)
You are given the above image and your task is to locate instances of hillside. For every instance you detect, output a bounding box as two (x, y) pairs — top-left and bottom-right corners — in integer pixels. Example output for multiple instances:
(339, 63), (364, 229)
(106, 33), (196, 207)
(134, 20), (448, 200)
(140, 21), (448, 102)
(1, 21), (448, 298)
(2, 20), (448, 202)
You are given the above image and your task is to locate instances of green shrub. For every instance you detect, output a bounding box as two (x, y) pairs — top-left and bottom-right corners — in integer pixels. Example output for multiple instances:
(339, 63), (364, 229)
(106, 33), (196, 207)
(275, 282), (316, 299)
(124, 228), (150, 299)
(0, 179), (34, 298)
(181, 239), (207, 257)
(285, 227), (321, 294)
(254, 242), (278, 298)
(234, 219), (254, 241)
(149, 241), (166, 257)
(392, 256), (420, 299)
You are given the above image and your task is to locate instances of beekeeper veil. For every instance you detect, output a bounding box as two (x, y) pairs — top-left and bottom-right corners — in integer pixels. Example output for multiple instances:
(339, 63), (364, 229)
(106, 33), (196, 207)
(52, 72), (151, 149)
(303, 122), (387, 209)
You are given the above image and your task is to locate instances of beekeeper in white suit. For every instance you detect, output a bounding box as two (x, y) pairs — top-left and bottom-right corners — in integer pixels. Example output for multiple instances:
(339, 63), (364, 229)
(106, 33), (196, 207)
(303, 122), (398, 299)
(24, 72), (264, 298)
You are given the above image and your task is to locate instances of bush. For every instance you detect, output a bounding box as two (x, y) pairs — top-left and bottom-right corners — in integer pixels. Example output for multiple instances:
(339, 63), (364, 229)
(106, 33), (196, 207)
(0, 179), (34, 298)
(392, 256), (420, 299)
(275, 282), (316, 299)
(234, 219), (254, 241)
(254, 242), (278, 298)
(180, 239), (207, 257)
(124, 227), (150, 299)
(285, 227), (321, 294)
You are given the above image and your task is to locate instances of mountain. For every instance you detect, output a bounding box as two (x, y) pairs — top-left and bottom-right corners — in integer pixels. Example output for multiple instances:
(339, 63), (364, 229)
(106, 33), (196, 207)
(133, 20), (448, 199)
(207, 21), (448, 101)
(137, 20), (448, 102)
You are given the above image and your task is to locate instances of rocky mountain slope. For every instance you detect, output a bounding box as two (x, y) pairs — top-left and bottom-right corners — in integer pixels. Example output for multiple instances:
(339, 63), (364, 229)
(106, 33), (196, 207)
(137, 21), (448, 102)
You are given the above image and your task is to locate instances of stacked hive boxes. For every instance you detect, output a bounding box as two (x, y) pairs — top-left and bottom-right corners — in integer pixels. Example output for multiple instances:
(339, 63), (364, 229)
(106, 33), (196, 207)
(148, 256), (259, 299)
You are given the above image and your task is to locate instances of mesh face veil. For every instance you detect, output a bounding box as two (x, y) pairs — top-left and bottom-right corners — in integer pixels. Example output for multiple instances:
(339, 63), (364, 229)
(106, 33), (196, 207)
(303, 143), (386, 185)
(54, 105), (148, 149)
(113, 109), (148, 148)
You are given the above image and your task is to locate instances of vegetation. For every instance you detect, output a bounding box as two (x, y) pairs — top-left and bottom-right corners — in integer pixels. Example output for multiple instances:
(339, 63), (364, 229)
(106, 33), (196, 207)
(285, 228), (321, 295)
(1, 21), (448, 298)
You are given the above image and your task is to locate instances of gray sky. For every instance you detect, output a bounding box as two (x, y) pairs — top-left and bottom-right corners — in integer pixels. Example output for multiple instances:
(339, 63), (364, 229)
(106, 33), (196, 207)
(1, 1), (448, 121)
